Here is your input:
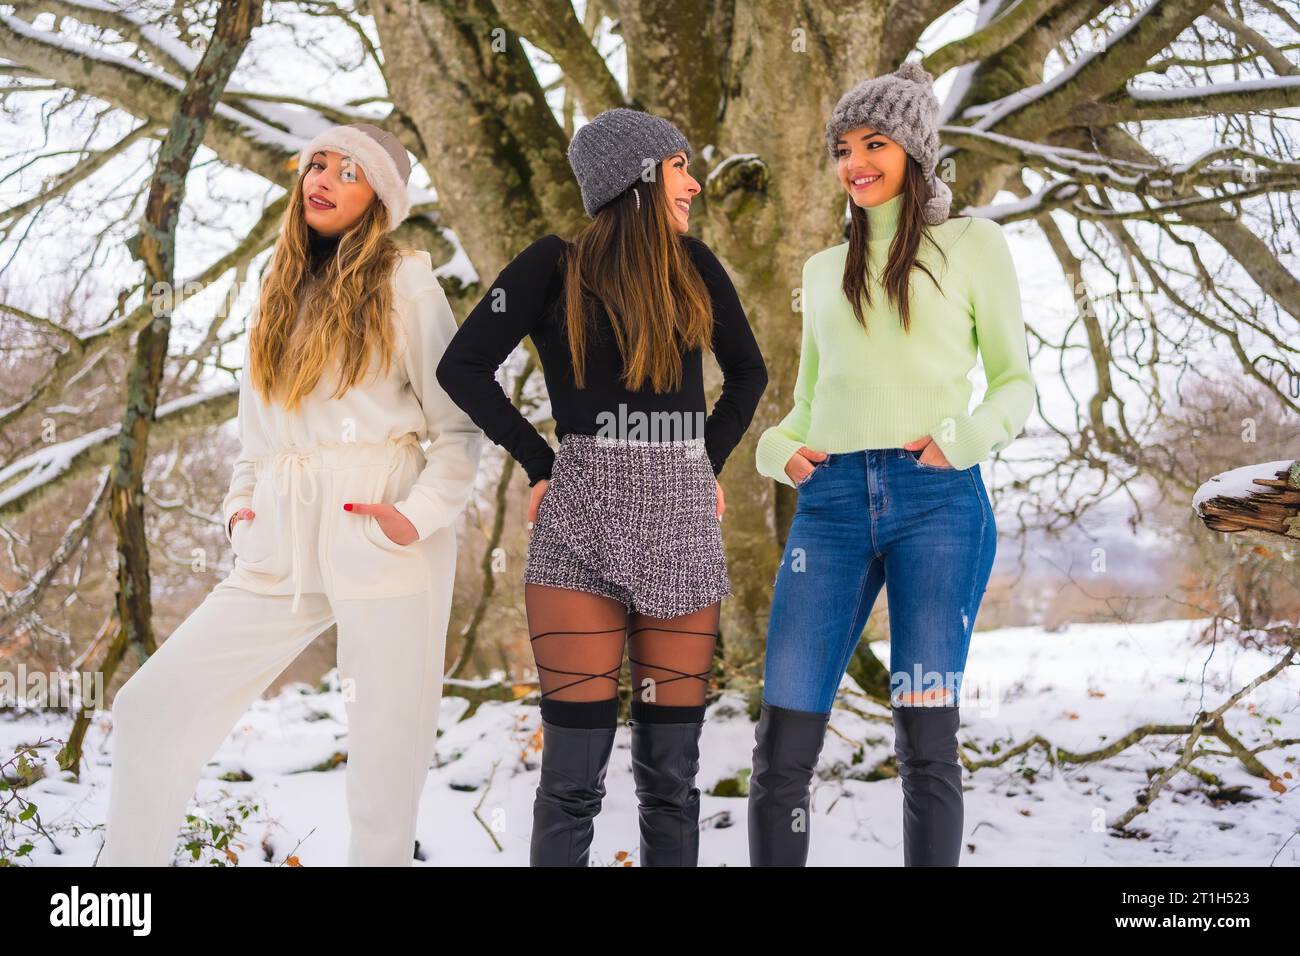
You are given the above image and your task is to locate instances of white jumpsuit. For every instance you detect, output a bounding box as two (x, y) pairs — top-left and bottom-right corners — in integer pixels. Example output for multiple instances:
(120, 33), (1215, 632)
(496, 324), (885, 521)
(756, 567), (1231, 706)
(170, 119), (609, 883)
(99, 251), (485, 866)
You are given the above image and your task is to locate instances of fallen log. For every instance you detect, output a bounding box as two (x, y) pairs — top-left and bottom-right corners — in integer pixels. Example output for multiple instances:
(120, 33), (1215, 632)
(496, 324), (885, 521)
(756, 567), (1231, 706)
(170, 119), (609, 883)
(1193, 458), (1300, 543)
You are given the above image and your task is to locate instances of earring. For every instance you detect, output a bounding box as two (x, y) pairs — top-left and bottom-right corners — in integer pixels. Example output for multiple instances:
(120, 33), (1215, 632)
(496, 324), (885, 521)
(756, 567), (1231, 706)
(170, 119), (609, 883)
(633, 187), (641, 211)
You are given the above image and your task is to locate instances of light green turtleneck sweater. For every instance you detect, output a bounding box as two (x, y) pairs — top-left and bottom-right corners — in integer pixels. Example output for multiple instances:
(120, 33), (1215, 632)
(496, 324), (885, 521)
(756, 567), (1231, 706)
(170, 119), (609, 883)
(755, 192), (1035, 485)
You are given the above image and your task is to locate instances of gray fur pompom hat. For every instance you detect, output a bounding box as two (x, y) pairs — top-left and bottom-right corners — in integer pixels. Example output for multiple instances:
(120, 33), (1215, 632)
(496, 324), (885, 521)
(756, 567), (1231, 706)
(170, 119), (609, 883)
(825, 61), (952, 225)
(567, 107), (693, 217)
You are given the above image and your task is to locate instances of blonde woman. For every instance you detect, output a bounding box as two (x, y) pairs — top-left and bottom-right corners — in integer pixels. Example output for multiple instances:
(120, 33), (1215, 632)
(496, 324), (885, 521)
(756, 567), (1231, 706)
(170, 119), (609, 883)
(98, 123), (484, 867)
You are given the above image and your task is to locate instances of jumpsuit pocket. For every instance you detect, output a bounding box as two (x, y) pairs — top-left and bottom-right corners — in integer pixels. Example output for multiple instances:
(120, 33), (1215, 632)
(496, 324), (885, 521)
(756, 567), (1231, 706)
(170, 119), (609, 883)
(360, 510), (411, 552)
(230, 476), (290, 578)
(328, 461), (428, 600)
(229, 512), (263, 561)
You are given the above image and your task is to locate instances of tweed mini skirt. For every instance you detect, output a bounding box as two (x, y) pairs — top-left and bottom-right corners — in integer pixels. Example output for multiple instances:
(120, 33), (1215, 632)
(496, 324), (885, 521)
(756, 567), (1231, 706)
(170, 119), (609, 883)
(523, 433), (732, 618)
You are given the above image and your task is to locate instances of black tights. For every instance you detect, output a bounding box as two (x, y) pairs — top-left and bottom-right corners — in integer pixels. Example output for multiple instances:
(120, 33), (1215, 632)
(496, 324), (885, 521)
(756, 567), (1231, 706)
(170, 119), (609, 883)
(525, 583), (719, 728)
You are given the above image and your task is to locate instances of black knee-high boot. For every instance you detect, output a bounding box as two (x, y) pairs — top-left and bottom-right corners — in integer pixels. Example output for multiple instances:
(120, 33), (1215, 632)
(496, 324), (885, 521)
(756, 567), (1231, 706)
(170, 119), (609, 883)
(747, 700), (830, 867)
(530, 699), (618, 867)
(892, 703), (964, 866)
(627, 701), (704, 867)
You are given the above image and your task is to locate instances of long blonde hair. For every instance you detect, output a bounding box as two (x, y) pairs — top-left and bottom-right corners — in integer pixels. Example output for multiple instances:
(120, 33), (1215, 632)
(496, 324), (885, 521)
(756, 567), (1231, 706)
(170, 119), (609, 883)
(562, 169), (714, 391)
(248, 172), (401, 411)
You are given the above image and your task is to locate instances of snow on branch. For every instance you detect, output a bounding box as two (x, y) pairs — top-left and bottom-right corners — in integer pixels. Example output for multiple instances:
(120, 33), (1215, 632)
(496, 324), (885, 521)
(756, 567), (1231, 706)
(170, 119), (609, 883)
(1125, 73), (1300, 102)
(945, 0), (1300, 144)
(942, 126), (1297, 191)
(0, 384), (238, 521)
(1194, 459), (1300, 542)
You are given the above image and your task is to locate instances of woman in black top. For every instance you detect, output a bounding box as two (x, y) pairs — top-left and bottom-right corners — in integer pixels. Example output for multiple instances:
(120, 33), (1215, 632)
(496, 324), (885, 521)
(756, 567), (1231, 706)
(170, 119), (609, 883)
(436, 107), (767, 866)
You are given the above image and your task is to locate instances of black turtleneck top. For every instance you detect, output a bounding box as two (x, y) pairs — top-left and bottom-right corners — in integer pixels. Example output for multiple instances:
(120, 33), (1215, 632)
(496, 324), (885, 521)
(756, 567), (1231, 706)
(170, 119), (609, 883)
(435, 234), (769, 486)
(307, 228), (341, 272)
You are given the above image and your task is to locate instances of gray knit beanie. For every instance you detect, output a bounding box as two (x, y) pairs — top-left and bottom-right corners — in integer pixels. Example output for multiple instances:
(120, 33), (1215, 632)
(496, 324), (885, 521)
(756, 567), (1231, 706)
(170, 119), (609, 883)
(296, 122), (413, 231)
(566, 108), (693, 217)
(824, 61), (952, 225)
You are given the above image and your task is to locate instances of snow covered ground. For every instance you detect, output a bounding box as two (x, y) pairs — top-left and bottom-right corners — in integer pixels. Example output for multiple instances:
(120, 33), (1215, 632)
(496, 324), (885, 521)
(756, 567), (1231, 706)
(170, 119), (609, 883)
(5, 616), (1296, 867)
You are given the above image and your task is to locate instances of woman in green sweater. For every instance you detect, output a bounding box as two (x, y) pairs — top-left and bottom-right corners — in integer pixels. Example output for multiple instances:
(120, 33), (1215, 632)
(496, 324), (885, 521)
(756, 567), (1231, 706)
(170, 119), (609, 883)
(748, 63), (1036, 867)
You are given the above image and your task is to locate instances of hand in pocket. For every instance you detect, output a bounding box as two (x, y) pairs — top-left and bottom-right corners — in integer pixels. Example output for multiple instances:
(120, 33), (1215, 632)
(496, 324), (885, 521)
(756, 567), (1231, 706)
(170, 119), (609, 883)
(343, 501), (418, 546)
(228, 507), (255, 537)
(526, 479), (550, 538)
(785, 446), (828, 485)
(904, 436), (953, 469)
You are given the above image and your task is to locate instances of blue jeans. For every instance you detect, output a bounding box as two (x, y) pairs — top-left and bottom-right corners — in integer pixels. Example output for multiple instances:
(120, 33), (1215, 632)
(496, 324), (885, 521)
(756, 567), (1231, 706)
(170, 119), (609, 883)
(762, 447), (996, 714)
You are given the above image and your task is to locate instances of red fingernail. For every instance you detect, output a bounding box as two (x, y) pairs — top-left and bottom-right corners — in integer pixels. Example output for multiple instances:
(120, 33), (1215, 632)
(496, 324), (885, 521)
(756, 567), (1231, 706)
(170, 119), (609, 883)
(343, 503), (353, 511)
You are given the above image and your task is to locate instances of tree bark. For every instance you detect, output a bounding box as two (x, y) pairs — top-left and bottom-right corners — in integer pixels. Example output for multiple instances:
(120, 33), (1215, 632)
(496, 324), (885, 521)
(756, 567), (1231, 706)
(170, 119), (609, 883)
(63, 0), (263, 774)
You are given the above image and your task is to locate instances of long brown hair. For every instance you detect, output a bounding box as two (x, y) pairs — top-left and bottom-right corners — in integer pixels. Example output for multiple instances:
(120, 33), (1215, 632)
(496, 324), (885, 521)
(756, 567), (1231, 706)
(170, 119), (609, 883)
(562, 168), (713, 391)
(842, 155), (947, 334)
(248, 171), (401, 411)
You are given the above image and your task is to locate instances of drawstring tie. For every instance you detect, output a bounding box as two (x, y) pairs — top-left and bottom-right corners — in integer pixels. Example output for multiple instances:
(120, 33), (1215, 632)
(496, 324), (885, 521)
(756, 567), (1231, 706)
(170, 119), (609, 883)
(273, 448), (320, 614)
